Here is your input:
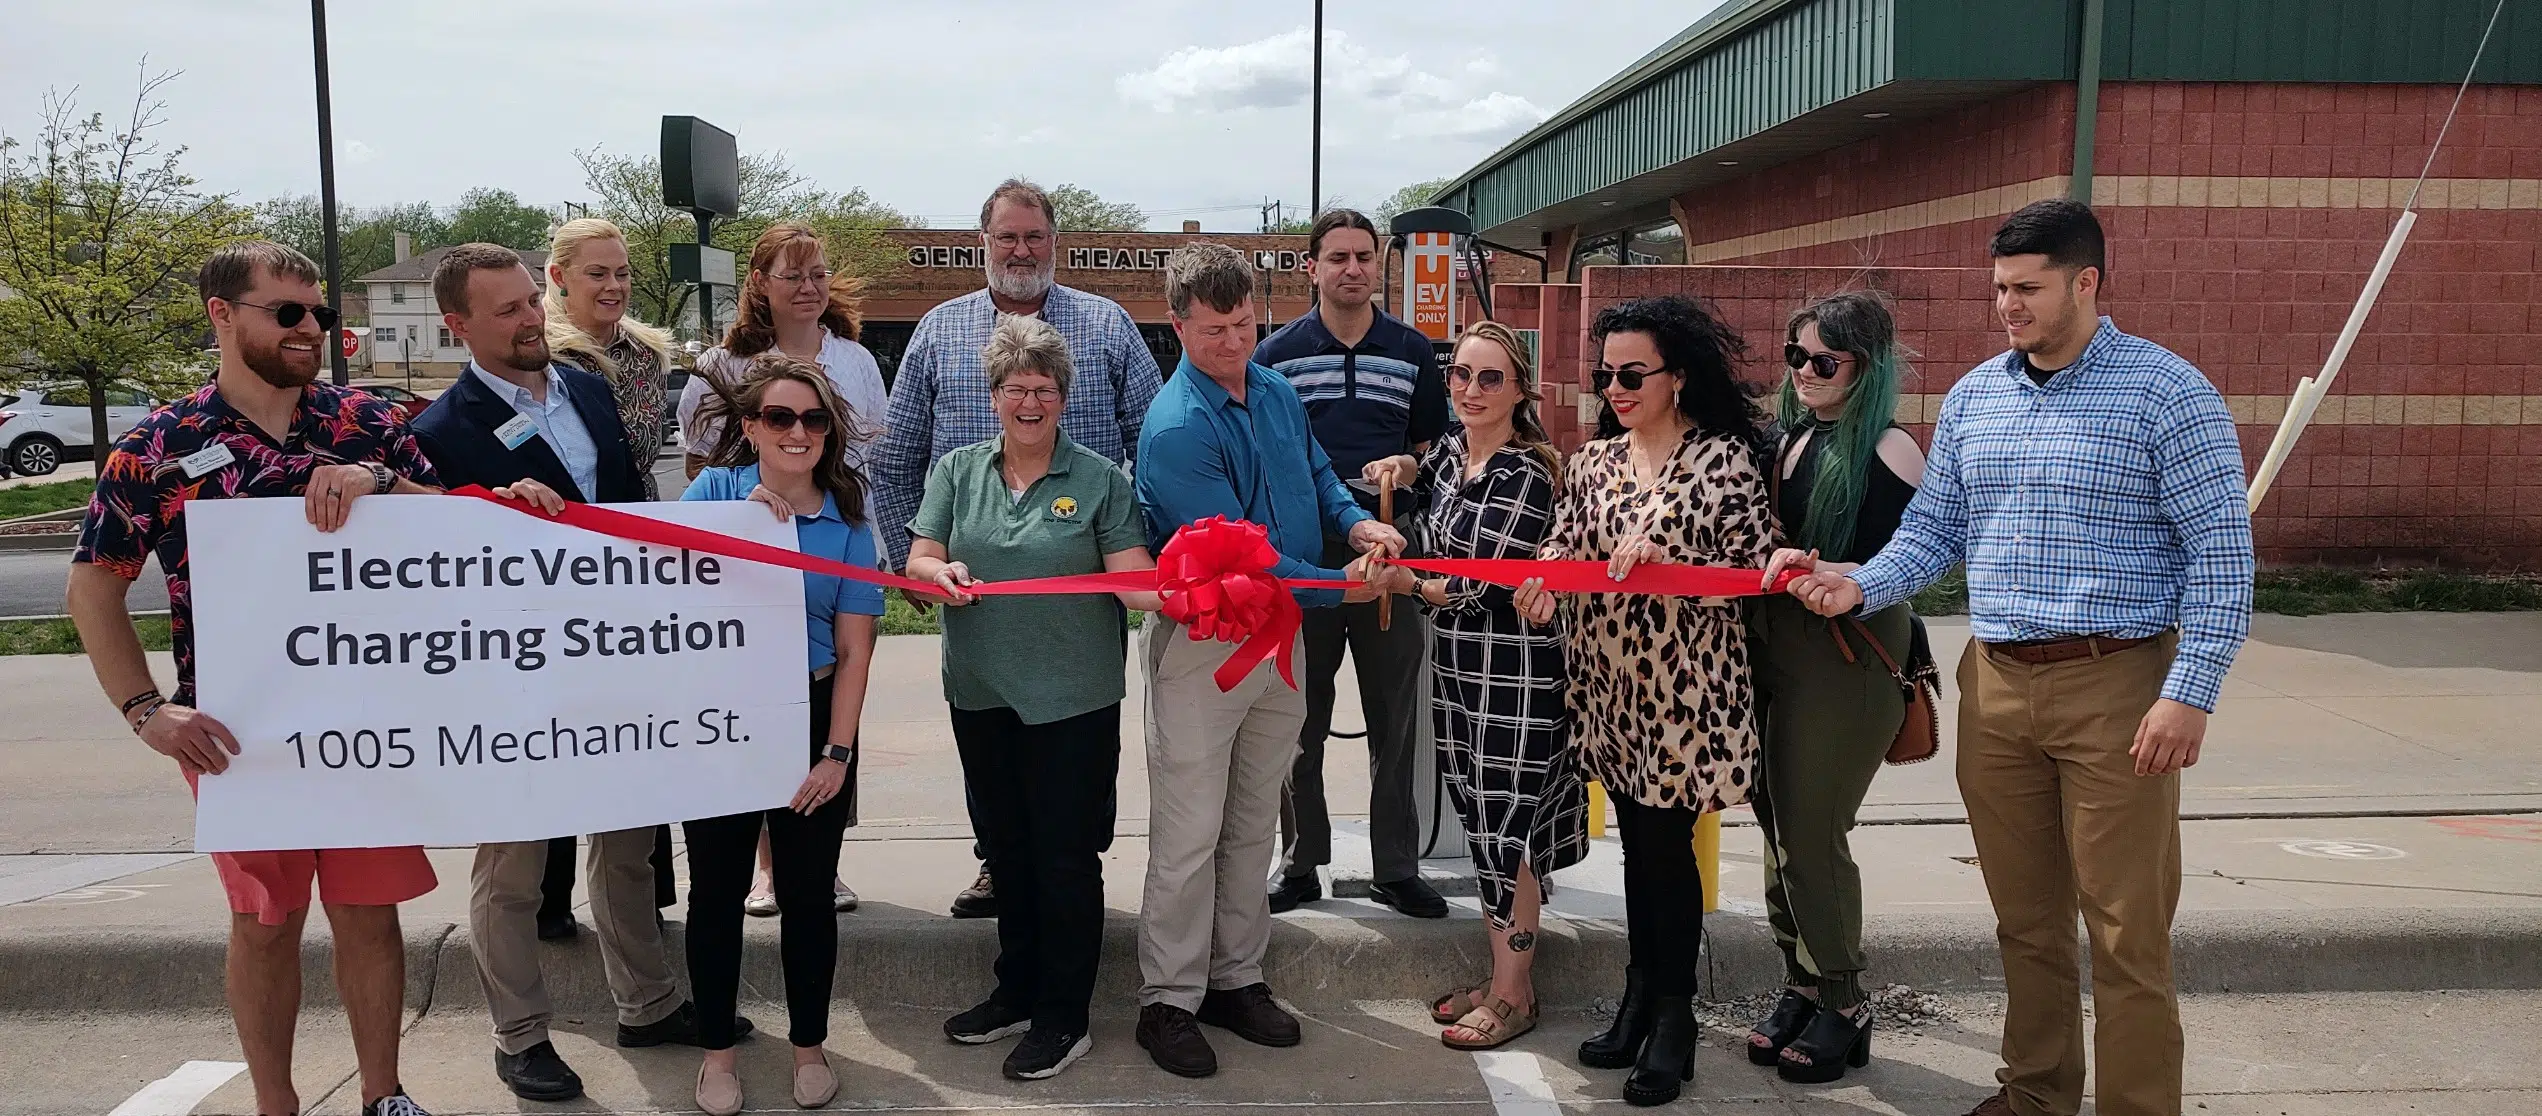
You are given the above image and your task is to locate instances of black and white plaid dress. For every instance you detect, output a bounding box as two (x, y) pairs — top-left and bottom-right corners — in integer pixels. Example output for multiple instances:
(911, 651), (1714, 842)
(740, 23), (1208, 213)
(1414, 434), (1589, 928)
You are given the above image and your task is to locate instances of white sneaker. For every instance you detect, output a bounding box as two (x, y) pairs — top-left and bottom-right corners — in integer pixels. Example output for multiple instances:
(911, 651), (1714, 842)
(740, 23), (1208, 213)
(834, 879), (859, 912)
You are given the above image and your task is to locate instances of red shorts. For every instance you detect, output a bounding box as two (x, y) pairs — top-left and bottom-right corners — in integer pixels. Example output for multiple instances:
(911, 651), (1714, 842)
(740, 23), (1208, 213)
(211, 847), (438, 926)
(184, 769), (438, 925)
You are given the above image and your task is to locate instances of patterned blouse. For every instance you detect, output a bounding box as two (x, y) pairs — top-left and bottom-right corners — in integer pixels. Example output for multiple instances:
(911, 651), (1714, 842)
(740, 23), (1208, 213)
(554, 326), (670, 500)
(73, 382), (441, 705)
(1540, 430), (1777, 812)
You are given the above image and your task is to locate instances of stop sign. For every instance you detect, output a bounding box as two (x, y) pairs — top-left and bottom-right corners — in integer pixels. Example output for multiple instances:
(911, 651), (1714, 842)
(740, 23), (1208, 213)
(340, 330), (360, 359)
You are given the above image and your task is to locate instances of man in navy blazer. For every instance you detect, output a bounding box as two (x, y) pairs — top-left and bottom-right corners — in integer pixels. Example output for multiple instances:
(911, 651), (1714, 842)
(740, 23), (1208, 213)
(412, 243), (736, 1102)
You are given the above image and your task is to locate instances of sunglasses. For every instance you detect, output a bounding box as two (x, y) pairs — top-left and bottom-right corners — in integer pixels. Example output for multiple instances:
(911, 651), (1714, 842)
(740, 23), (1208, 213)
(1590, 365), (1670, 393)
(747, 406), (833, 435)
(1444, 365), (1507, 391)
(228, 298), (341, 332)
(1785, 345), (1852, 380)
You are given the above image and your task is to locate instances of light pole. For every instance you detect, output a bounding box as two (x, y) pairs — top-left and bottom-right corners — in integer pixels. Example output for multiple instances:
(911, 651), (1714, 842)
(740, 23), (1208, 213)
(1310, 0), (1323, 219)
(311, 0), (348, 386)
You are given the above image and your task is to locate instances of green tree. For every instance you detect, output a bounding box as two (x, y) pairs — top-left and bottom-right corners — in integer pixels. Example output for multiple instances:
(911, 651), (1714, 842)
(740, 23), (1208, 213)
(444, 186), (551, 250)
(255, 195), (447, 279)
(1373, 176), (1453, 225)
(574, 146), (917, 340)
(1046, 183), (1145, 232)
(0, 68), (254, 466)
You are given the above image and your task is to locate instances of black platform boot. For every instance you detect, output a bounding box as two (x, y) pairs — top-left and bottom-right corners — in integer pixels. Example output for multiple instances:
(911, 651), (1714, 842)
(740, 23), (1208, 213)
(1577, 967), (1652, 1069)
(1621, 994), (1698, 1107)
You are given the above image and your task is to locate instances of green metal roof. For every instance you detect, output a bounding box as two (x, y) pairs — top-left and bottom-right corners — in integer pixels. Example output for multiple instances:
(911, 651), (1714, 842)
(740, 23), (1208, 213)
(1439, 0), (2542, 244)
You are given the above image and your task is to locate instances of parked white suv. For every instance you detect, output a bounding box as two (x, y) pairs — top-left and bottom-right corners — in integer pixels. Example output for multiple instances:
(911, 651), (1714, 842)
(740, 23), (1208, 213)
(0, 385), (160, 477)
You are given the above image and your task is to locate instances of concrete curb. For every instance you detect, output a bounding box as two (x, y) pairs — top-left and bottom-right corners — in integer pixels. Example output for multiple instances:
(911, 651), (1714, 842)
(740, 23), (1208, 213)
(4, 907), (2533, 1015)
(0, 533), (74, 553)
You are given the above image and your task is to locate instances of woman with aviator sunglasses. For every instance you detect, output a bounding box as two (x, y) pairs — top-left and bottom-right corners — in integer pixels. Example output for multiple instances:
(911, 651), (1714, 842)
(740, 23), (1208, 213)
(1508, 295), (1776, 1107)
(678, 354), (885, 1114)
(1741, 291), (1925, 1085)
(1362, 321), (1585, 1053)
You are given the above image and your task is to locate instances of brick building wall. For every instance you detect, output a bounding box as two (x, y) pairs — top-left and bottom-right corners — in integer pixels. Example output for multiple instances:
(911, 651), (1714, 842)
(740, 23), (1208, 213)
(1595, 80), (2542, 568)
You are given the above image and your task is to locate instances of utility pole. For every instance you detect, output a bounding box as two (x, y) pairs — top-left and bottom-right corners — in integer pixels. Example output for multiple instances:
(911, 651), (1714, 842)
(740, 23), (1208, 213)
(311, 0), (347, 386)
(1310, 0), (1323, 219)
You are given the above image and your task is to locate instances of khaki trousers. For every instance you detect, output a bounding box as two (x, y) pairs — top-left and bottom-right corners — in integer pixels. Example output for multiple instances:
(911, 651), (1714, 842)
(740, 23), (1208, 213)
(1137, 618), (1306, 1012)
(470, 827), (682, 1053)
(1958, 633), (2183, 1116)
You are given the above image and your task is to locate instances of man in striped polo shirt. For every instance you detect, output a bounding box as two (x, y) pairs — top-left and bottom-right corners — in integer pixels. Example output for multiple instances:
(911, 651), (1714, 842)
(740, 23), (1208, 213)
(1252, 208), (1452, 920)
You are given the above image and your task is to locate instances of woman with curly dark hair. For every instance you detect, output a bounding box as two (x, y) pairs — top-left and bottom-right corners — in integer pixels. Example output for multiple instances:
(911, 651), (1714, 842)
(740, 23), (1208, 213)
(1511, 294), (1776, 1107)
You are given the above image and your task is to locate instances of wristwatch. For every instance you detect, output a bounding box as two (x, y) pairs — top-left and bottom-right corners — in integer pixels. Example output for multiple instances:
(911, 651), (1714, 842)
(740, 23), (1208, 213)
(822, 743), (854, 764)
(368, 462), (395, 494)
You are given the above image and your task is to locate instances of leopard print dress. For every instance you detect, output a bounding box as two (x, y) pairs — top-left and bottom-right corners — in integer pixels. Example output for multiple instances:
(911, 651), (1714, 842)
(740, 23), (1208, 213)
(1542, 430), (1778, 812)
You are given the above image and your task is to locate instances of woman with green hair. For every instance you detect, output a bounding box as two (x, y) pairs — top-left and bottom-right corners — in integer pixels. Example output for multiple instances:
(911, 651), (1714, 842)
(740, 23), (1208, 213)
(1743, 290), (1927, 1085)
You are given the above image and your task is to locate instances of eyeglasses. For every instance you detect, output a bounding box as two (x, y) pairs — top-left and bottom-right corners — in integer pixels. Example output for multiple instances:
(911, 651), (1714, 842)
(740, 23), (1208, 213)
(1785, 345), (1852, 380)
(1445, 365), (1507, 391)
(988, 232), (1051, 250)
(747, 406), (833, 435)
(1590, 365), (1670, 393)
(227, 299), (340, 332)
(996, 384), (1063, 403)
(770, 270), (832, 288)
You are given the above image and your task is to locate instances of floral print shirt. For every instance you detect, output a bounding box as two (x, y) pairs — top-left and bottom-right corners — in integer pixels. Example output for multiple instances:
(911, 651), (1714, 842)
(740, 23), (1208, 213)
(73, 382), (440, 705)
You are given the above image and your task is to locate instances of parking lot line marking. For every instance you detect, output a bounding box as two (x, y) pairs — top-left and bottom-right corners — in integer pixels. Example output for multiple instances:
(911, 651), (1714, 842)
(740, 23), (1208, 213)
(106, 1060), (245, 1116)
(1472, 1050), (1561, 1116)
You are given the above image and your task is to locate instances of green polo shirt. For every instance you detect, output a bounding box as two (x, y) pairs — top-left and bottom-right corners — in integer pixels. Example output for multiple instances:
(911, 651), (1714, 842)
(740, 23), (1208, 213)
(909, 431), (1146, 724)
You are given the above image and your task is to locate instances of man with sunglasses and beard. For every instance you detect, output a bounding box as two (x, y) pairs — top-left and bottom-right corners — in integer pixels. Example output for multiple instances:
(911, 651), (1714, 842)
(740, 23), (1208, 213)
(68, 240), (444, 1116)
(410, 243), (742, 1103)
(1250, 208), (1451, 920)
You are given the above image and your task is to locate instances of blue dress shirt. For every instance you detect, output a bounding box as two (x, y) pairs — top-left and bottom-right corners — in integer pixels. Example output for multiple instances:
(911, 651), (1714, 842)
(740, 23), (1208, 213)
(471, 362), (601, 503)
(1136, 357), (1372, 607)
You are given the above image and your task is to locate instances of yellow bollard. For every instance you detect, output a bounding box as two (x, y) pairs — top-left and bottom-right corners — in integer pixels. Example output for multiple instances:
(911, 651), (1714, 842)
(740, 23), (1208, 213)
(1586, 781), (1608, 838)
(1694, 811), (1721, 914)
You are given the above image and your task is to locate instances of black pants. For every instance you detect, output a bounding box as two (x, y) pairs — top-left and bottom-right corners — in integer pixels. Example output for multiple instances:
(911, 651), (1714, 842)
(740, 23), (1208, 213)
(683, 676), (853, 1049)
(1612, 795), (1706, 996)
(951, 702), (1120, 1034)
(541, 827), (677, 920)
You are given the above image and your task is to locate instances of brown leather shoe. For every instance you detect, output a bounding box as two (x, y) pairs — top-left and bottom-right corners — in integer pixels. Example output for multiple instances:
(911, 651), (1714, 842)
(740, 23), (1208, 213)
(1136, 1003), (1217, 1078)
(1197, 983), (1301, 1047)
(1964, 1090), (2018, 1116)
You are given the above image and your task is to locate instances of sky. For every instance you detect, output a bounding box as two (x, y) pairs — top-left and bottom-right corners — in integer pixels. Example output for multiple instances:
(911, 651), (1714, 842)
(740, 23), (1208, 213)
(3, 0), (1723, 232)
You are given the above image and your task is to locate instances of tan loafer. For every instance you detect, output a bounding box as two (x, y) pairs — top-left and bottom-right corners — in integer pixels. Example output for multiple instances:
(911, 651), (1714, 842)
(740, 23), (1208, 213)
(695, 1061), (742, 1116)
(793, 1053), (838, 1108)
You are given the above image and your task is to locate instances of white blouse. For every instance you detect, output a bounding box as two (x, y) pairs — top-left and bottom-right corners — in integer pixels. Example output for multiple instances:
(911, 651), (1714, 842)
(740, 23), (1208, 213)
(677, 331), (889, 466)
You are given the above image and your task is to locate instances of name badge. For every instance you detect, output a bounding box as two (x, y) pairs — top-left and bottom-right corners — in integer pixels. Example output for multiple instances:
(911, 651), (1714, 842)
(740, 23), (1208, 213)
(494, 414), (540, 450)
(178, 442), (236, 479)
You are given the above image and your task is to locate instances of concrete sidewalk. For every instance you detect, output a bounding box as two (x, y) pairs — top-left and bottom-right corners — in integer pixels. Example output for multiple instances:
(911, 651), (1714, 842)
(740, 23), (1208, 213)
(1, 613), (2537, 1015)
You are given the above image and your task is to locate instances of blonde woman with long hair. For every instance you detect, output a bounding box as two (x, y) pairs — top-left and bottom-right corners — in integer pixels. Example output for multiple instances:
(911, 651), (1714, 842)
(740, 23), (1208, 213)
(545, 218), (677, 499)
(1361, 320), (1585, 1051)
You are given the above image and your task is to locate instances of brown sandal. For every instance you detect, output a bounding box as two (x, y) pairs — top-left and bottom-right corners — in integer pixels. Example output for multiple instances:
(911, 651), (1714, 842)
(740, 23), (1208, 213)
(1430, 982), (1490, 1025)
(1442, 996), (1538, 1050)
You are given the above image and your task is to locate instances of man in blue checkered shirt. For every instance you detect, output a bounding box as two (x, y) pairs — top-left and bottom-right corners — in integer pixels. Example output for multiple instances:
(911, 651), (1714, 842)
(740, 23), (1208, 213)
(868, 179), (1164, 921)
(1788, 199), (2253, 1116)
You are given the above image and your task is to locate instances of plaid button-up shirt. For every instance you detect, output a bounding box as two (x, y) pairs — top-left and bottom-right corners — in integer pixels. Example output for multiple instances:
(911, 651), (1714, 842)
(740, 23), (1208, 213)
(869, 285), (1162, 570)
(1852, 318), (2255, 711)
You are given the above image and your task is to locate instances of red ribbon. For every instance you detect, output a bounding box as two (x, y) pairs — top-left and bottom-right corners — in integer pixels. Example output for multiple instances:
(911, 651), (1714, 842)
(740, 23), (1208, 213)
(448, 487), (1798, 692)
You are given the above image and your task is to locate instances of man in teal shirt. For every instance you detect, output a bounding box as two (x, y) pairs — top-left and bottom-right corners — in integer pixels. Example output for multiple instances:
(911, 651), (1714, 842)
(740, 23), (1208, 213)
(1129, 243), (1403, 1079)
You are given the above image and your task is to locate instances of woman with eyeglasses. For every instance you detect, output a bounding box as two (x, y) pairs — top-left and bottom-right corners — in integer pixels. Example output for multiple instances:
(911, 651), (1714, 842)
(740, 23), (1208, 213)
(902, 314), (1161, 1081)
(1509, 295), (1776, 1107)
(1361, 321), (1585, 1052)
(675, 221), (887, 916)
(1742, 291), (1926, 1084)
(678, 353), (884, 1114)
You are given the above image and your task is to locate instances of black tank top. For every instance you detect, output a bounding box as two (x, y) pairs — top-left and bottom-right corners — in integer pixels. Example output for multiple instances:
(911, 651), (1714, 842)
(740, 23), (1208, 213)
(1776, 421), (1918, 566)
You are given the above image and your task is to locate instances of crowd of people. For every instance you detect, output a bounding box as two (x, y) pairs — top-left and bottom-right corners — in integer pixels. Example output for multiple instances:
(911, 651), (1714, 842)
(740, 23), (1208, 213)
(63, 182), (2253, 1116)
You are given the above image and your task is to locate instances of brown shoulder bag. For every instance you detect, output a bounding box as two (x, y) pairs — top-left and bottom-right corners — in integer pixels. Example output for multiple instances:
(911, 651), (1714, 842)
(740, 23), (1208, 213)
(1830, 617), (1941, 765)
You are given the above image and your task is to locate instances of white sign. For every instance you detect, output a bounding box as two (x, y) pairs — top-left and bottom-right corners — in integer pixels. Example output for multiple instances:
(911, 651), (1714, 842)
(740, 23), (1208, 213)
(186, 496), (811, 852)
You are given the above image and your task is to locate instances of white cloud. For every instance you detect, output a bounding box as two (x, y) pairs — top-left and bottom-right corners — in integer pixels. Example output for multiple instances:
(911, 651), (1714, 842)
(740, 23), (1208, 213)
(1117, 27), (1543, 140)
(344, 140), (377, 165)
(1396, 91), (1549, 142)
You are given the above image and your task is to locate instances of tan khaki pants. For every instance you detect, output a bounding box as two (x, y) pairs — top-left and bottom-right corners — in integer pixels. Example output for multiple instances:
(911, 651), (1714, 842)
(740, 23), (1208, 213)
(1958, 634), (2183, 1116)
(470, 828), (682, 1053)
(1136, 619), (1306, 1012)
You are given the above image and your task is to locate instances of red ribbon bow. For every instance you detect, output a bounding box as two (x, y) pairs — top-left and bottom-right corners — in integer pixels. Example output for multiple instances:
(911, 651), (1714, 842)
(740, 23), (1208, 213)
(1153, 516), (1338, 692)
